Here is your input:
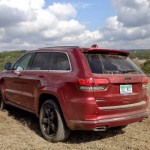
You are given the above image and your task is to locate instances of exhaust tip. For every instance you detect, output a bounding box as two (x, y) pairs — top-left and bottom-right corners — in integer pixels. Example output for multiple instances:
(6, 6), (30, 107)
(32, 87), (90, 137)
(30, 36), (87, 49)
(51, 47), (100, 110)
(93, 126), (107, 131)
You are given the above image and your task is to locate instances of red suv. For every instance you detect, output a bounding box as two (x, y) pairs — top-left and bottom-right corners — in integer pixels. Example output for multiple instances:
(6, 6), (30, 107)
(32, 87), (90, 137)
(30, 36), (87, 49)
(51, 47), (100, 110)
(0, 45), (149, 142)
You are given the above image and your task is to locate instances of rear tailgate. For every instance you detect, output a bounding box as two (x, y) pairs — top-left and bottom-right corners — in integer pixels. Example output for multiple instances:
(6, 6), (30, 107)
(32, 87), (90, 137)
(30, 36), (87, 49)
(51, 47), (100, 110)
(83, 48), (148, 117)
(93, 74), (148, 115)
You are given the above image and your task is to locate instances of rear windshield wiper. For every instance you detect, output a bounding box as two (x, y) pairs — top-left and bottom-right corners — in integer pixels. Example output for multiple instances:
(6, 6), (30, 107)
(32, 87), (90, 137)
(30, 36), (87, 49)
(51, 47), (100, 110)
(121, 69), (137, 74)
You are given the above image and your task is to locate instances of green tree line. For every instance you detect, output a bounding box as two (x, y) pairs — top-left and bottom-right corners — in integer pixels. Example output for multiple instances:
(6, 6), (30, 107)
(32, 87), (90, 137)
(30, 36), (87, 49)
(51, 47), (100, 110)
(0, 50), (26, 71)
(130, 50), (150, 76)
(141, 60), (150, 76)
(130, 50), (150, 59)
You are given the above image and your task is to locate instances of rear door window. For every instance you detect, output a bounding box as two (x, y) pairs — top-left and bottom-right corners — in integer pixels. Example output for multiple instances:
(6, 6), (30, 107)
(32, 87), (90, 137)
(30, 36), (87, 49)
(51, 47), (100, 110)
(49, 52), (71, 71)
(84, 53), (143, 74)
(30, 52), (50, 70)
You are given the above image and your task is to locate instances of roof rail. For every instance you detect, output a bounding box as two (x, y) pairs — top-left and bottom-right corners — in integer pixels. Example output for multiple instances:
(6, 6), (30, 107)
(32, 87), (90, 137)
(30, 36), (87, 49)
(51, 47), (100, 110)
(38, 46), (80, 50)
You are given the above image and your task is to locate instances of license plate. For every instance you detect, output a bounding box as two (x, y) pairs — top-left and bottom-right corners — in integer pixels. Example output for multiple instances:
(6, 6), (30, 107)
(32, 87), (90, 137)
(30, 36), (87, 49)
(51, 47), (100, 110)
(120, 85), (132, 94)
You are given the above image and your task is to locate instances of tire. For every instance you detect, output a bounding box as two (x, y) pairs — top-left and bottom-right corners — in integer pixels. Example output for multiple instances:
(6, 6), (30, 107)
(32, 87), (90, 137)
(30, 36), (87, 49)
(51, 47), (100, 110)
(111, 125), (127, 130)
(39, 100), (70, 142)
(0, 84), (6, 111)
(0, 95), (5, 111)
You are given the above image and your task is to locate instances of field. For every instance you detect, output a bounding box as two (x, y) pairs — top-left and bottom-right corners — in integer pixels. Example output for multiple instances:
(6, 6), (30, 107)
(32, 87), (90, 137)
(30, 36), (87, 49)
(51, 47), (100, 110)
(0, 79), (149, 150)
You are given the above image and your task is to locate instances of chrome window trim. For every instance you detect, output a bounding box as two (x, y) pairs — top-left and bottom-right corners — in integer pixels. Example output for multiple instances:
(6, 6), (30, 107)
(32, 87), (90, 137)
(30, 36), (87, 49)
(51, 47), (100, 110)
(18, 51), (72, 73)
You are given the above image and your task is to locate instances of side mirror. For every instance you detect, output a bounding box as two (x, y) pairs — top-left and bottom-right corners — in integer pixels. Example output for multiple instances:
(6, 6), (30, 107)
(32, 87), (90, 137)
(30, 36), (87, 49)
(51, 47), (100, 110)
(4, 62), (12, 70)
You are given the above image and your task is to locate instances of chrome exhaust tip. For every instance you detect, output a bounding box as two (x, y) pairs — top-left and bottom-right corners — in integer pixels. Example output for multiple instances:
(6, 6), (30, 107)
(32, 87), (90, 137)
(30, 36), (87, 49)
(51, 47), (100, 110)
(93, 126), (107, 131)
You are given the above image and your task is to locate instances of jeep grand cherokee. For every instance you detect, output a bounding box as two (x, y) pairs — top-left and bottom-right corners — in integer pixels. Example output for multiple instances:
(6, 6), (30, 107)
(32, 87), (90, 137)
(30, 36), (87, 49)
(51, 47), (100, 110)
(0, 45), (148, 142)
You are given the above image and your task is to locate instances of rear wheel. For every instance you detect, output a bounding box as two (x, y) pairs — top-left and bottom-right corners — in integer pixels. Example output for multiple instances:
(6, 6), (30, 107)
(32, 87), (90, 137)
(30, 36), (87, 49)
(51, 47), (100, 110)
(39, 100), (70, 142)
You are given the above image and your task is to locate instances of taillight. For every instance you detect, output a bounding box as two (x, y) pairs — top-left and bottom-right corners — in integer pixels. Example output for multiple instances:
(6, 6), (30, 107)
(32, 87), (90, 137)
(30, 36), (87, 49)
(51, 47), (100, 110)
(142, 76), (148, 89)
(78, 78), (109, 91)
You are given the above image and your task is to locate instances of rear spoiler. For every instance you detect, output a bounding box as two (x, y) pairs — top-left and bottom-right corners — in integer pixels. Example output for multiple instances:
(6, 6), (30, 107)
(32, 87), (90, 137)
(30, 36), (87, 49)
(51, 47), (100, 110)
(80, 44), (130, 56)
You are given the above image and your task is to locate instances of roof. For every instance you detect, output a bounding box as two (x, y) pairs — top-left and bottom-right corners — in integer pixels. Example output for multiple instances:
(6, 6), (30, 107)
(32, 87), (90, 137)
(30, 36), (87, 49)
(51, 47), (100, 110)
(38, 46), (79, 50)
(33, 45), (130, 56)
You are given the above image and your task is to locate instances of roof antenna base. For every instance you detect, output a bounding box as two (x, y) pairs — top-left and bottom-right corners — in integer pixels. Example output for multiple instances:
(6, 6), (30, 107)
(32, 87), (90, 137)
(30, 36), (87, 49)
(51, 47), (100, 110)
(91, 44), (98, 48)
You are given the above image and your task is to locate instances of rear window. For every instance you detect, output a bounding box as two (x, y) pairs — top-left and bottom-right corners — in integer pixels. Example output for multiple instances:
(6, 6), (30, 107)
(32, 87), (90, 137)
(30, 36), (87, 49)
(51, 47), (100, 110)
(30, 52), (50, 70)
(84, 53), (143, 74)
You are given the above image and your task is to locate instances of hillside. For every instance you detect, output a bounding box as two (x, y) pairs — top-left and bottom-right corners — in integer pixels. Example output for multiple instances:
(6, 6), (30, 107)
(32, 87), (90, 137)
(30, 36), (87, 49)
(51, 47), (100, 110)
(0, 51), (26, 71)
(129, 50), (150, 76)
(129, 49), (150, 59)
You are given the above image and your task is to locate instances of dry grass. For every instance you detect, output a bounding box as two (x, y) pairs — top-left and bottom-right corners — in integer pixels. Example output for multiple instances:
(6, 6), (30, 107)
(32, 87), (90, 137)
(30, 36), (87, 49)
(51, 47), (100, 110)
(0, 79), (150, 150)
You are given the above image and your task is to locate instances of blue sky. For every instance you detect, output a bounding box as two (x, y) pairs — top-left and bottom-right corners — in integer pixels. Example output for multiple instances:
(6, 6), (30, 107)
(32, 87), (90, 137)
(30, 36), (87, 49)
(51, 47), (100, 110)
(45, 0), (116, 30)
(0, 0), (150, 50)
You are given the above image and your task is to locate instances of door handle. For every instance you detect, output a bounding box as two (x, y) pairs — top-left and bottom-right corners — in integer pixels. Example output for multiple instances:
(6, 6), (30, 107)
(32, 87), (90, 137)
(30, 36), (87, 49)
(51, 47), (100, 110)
(15, 72), (22, 76)
(37, 74), (45, 78)
(17, 73), (22, 76)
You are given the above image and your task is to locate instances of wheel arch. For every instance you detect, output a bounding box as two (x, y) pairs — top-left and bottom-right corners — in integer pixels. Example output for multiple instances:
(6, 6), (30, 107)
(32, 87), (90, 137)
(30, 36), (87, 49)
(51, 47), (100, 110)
(37, 93), (67, 126)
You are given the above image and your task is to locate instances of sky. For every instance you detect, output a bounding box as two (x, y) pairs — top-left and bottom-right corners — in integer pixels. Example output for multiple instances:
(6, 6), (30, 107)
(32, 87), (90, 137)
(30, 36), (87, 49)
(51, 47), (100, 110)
(0, 0), (150, 51)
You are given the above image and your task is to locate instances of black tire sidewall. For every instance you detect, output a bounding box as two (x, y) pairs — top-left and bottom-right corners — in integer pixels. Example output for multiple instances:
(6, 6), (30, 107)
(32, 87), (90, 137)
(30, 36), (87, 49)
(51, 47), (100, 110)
(0, 96), (5, 111)
(39, 99), (69, 142)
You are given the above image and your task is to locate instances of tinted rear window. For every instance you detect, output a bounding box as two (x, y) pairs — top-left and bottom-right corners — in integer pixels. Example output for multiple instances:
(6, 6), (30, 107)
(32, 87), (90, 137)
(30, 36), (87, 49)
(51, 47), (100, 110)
(49, 52), (71, 71)
(84, 53), (143, 74)
(31, 52), (50, 70)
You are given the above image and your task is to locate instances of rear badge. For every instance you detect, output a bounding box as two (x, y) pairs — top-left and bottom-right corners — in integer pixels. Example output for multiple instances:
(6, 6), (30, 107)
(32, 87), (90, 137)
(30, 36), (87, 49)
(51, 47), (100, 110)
(124, 76), (132, 80)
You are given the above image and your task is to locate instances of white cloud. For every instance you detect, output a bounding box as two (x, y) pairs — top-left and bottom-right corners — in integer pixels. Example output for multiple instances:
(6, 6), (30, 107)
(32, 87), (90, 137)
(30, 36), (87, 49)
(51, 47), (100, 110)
(1, 0), (150, 50)
(98, 0), (150, 49)
(73, 2), (92, 9)
(113, 0), (150, 27)
(48, 3), (77, 19)
(0, 0), (102, 50)
(0, 0), (45, 10)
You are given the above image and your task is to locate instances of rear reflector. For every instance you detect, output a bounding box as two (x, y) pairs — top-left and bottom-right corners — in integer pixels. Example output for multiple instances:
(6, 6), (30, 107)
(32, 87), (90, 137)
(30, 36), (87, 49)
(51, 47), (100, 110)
(84, 115), (97, 120)
(142, 77), (148, 88)
(78, 78), (109, 91)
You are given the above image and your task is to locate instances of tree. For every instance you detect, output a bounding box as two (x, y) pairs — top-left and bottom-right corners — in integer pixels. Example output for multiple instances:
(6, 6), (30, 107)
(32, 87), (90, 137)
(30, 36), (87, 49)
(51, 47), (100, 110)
(141, 60), (150, 75)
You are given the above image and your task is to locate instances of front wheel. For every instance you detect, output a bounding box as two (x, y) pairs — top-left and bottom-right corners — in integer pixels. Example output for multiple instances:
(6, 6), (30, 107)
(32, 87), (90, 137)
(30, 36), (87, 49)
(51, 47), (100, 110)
(39, 100), (70, 142)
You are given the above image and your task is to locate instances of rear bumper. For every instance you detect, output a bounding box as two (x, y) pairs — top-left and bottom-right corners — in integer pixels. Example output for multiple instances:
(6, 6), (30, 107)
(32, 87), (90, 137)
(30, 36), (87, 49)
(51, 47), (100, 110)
(67, 112), (148, 130)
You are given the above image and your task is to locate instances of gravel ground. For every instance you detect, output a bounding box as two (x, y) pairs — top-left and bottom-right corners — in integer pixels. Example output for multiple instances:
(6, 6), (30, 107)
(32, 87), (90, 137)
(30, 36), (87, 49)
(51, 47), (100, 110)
(0, 79), (149, 150)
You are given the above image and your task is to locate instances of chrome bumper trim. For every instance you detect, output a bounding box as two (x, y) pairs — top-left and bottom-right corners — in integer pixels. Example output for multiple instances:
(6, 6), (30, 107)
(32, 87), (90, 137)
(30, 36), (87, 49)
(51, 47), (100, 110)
(99, 101), (146, 110)
(69, 112), (148, 124)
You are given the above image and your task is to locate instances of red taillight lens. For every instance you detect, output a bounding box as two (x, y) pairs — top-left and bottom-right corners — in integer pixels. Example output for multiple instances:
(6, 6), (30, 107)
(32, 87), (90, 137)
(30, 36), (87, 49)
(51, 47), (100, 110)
(142, 76), (148, 88)
(78, 78), (109, 91)
(78, 78), (93, 86)
(94, 78), (109, 86)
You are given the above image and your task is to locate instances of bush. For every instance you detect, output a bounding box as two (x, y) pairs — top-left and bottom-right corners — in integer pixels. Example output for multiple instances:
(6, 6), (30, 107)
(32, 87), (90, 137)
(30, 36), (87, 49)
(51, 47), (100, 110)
(141, 60), (150, 76)
(0, 50), (26, 71)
